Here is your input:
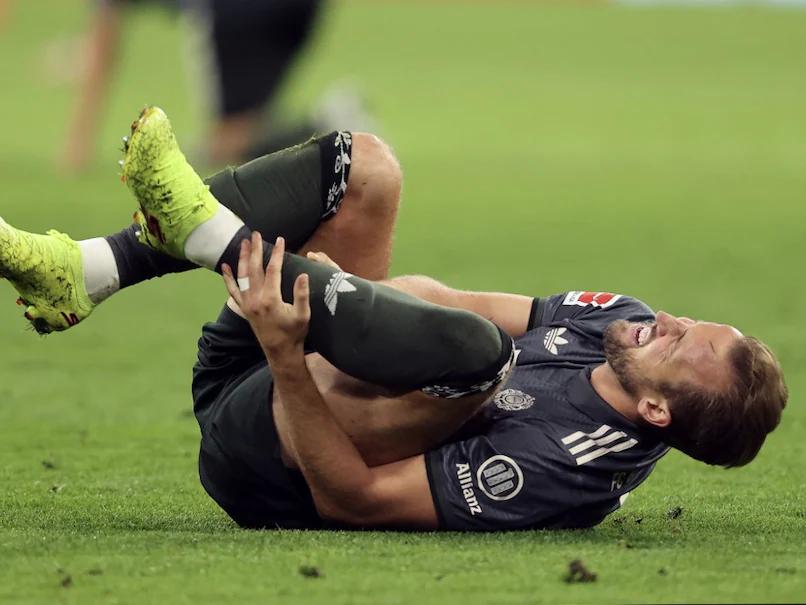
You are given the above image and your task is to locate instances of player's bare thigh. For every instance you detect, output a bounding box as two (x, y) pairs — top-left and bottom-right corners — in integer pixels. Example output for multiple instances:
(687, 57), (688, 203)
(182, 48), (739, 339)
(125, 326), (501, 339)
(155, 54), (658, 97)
(274, 354), (504, 469)
(297, 132), (401, 281)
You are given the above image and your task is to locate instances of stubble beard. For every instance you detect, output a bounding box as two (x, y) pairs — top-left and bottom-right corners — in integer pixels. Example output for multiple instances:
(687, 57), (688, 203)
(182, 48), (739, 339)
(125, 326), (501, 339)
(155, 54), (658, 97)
(603, 320), (647, 398)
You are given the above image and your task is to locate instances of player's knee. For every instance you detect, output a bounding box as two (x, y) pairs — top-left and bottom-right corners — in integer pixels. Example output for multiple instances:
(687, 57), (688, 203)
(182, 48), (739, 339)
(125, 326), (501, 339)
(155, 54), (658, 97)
(347, 133), (402, 215)
(423, 306), (512, 386)
(448, 311), (508, 372)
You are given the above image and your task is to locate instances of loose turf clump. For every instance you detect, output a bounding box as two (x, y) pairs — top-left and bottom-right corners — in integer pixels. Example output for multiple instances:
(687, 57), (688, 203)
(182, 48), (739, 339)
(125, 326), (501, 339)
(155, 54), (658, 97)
(298, 565), (323, 579)
(564, 560), (597, 583)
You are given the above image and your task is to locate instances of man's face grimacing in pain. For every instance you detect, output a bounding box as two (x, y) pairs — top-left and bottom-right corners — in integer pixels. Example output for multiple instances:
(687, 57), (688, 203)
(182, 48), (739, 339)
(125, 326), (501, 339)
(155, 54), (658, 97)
(599, 311), (786, 468)
(607, 312), (741, 396)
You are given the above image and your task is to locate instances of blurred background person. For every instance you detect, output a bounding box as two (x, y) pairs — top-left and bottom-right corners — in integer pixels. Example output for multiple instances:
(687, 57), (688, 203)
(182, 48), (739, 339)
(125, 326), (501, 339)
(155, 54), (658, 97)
(59, 0), (372, 173)
(0, 0), (9, 32)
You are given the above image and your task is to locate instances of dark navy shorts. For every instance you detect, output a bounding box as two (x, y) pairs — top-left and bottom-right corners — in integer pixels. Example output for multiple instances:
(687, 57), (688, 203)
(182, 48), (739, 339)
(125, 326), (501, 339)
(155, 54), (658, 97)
(192, 305), (322, 529)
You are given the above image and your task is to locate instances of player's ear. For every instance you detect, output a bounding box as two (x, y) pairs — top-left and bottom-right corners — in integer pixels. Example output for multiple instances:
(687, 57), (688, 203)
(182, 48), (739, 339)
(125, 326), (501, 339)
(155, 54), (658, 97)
(637, 396), (671, 429)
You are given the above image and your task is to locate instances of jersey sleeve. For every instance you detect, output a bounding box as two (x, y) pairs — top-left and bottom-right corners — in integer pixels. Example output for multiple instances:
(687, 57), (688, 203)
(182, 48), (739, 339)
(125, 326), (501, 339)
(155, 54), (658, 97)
(528, 291), (655, 332)
(425, 424), (577, 531)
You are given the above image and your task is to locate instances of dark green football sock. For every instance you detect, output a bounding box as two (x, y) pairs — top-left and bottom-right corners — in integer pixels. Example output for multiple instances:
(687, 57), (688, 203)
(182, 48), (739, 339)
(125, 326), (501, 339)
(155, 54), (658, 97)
(207, 130), (351, 251)
(105, 132), (351, 290)
(219, 226), (513, 395)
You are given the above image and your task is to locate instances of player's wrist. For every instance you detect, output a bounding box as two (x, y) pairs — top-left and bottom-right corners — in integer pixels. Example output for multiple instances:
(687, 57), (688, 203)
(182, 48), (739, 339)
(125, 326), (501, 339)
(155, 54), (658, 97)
(263, 342), (306, 370)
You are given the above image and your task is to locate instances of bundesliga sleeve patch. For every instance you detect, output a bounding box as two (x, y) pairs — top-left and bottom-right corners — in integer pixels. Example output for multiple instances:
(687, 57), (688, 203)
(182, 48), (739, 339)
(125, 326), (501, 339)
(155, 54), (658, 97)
(562, 291), (621, 309)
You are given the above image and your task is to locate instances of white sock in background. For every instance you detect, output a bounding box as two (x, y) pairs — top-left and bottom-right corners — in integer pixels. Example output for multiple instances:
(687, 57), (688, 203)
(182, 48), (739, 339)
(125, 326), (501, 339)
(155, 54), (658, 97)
(78, 238), (120, 304)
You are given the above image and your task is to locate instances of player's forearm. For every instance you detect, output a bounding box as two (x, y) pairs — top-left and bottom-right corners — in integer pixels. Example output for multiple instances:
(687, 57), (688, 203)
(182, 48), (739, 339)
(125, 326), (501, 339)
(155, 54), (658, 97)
(381, 275), (461, 307)
(383, 275), (532, 337)
(267, 347), (377, 523)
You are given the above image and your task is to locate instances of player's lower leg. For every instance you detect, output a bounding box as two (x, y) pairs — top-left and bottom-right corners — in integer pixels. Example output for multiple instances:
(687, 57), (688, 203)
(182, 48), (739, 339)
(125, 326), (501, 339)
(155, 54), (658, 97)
(220, 230), (515, 395)
(123, 106), (513, 395)
(98, 109), (354, 294)
(0, 106), (355, 333)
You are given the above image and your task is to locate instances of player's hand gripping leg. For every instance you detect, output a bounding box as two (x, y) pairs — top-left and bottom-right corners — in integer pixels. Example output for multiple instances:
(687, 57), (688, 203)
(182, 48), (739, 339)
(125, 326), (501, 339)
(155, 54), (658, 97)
(222, 233), (311, 356)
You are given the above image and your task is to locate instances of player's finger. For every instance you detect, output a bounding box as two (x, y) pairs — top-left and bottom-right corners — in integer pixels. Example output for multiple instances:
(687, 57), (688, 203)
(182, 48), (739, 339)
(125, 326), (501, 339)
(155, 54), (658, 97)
(265, 236), (285, 299)
(221, 263), (243, 307)
(249, 231), (264, 288)
(306, 251), (338, 269)
(237, 238), (250, 280)
(293, 273), (310, 321)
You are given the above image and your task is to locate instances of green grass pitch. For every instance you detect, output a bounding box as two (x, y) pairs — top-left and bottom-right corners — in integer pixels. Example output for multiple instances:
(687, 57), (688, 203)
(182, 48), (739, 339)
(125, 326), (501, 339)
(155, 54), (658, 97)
(1, 1), (805, 603)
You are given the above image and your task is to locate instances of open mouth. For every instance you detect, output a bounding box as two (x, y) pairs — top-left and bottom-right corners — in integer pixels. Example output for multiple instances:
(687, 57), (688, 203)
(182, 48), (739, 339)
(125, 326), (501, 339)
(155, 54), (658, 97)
(633, 324), (654, 347)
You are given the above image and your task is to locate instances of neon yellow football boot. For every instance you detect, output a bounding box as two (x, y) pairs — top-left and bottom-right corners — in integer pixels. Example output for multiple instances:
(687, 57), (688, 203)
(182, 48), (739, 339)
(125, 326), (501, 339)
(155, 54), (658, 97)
(0, 218), (95, 334)
(120, 106), (218, 259)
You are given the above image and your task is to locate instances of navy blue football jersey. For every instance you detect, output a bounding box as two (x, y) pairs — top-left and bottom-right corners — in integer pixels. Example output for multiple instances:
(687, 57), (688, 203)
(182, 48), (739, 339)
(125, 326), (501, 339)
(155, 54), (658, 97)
(425, 291), (670, 531)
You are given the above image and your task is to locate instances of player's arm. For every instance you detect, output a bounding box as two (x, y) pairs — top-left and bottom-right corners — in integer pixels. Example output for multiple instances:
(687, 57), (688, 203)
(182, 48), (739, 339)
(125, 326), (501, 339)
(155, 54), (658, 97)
(382, 275), (534, 337)
(269, 355), (437, 528)
(225, 241), (437, 528)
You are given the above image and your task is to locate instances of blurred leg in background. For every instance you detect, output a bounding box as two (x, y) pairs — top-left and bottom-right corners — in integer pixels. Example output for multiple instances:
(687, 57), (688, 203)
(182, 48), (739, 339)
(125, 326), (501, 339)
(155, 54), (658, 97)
(0, 0), (11, 32)
(58, 0), (374, 173)
(197, 0), (324, 164)
(58, 0), (125, 173)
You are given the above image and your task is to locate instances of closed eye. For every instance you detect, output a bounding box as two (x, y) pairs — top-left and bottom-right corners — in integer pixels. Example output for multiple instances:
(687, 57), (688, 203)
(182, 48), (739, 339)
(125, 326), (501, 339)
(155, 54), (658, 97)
(666, 330), (688, 362)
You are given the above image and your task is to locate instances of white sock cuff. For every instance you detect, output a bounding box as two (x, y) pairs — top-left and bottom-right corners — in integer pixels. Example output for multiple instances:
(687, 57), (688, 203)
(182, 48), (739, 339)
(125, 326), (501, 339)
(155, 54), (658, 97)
(183, 204), (245, 270)
(78, 238), (120, 304)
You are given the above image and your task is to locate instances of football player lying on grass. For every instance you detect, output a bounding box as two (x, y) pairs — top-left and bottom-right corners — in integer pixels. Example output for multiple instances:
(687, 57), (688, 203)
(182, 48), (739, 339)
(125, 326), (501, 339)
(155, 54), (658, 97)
(0, 107), (787, 530)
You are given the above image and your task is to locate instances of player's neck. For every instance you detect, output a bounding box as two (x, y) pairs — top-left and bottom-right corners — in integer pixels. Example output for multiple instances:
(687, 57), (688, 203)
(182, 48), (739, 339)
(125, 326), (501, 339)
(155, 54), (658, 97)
(590, 363), (641, 424)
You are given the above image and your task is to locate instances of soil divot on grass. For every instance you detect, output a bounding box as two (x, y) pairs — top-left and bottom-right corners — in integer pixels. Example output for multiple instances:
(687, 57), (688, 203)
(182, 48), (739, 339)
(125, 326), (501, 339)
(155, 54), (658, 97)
(666, 506), (684, 520)
(564, 559), (597, 583)
(57, 569), (72, 588)
(299, 565), (323, 579)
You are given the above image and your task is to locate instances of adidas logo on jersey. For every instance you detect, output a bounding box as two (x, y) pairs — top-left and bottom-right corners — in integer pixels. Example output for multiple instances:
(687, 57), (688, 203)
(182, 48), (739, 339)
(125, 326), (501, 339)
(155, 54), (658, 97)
(324, 271), (356, 315)
(561, 425), (638, 466)
(543, 327), (569, 355)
